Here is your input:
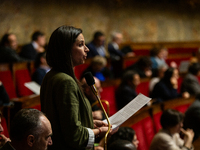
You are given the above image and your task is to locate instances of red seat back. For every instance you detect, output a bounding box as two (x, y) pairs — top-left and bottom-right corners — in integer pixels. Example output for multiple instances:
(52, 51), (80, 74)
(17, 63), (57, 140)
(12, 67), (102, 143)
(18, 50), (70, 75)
(152, 111), (162, 133)
(1, 117), (9, 138)
(74, 64), (90, 80)
(136, 81), (150, 97)
(101, 86), (117, 116)
(134, 49), (150, 56)
(174, 104), (191, 113)
(15, 69), (33, 97)
(0, 71), (17, 99)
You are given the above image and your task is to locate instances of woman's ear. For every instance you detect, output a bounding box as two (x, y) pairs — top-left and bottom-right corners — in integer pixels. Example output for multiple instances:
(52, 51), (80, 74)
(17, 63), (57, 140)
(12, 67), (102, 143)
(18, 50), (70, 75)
(27, 135), (35, 147)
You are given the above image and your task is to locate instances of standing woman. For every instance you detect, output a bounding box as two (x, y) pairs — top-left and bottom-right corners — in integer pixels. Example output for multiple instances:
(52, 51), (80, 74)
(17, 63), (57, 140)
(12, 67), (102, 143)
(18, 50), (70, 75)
(40, 26), (110, 150)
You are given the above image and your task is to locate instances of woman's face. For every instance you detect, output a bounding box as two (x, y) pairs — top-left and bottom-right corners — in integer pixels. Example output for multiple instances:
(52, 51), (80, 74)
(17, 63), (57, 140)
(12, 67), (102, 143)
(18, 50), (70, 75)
(172, 69), (179, 79)
(132, 74), (140, 87)
(71, 33), (89, 67)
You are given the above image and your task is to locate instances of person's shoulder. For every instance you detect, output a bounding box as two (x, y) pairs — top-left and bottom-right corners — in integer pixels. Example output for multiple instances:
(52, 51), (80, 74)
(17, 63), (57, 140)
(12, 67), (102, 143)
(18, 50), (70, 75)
(153, 130), (172, 141)
(47, 69), (75, 83)
(21, 43), (34, 50)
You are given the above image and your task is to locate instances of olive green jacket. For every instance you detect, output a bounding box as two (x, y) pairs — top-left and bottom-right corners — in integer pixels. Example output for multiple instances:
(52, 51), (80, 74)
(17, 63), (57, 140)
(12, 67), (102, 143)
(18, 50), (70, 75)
(40, 69), (94, 150)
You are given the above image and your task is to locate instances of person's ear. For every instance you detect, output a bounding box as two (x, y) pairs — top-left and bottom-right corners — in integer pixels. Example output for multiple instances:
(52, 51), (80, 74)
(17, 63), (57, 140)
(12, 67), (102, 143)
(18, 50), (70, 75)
(27, 135), (35, 147)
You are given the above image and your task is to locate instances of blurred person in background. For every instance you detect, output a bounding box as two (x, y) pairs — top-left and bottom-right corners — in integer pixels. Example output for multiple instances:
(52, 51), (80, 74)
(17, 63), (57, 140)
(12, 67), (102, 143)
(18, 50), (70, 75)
(87, 31), (107, 58)
(0, 33), (25, 63)
(116, 71), (140, 110)
(108, 140), (136, 150)
(20, 31), (46, 60)
(107, 127), (139, 149)
(125, 56), (152, 78)
(181, 63), (200, 96)
(32, 52), (50, 85)
(150, 109), (194, 150)
(81, 56), (112, 81)
(151, 67), (189, 103)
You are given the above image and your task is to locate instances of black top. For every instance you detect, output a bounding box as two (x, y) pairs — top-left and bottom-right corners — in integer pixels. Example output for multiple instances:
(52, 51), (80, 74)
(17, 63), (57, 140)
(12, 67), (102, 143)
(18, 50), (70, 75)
(116, 84), (137, 110)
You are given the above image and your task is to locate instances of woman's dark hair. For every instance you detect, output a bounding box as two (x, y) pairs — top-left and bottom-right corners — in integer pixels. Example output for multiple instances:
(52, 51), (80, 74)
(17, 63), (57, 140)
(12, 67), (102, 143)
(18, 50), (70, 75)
(34, 52), (46, 68)
(108, 127), (135, 148)
(46, 25), (82, 80)
(121, 71), (138, 87)
(188, 63), (200, 75)
(161, 67), (176, 88)
(150, 45), (165, 57)
(160, 109), (184, 129)
(0, 33), (11, 46)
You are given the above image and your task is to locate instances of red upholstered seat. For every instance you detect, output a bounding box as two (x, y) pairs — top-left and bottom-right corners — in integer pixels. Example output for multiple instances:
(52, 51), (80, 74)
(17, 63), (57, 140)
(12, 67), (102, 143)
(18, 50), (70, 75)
(31, 104), (41, 111)
(168, 47), (198, 54)
(0, 71), (17, 99)
(15, 69), (33, 97)
(174, 104), (191, 113)
(1, 117), (9, 138)
(132, 116), (155, 150)
(134, 49), (150, 56)
(74, 64), (90, 80)
(101, 86), (117, 116)
(136, 81), (150, 97)
(152, 111), (162, 132)
(132, 121), (148, 150)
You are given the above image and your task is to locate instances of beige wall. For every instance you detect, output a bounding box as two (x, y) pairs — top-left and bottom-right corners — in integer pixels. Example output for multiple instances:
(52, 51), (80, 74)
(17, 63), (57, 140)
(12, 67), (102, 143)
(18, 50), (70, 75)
(0, 0), (200, 45)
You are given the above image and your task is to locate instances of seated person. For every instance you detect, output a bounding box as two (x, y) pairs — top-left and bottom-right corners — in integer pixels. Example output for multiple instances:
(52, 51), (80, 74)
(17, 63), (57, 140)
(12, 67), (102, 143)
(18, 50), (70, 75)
(20, 31), (46, 60)
(81, 77), (105, 120)
(0, 33), (25, 63)
(151, 67), (189, 103)
(108, 32), (124, 61)
(181, 63), (200, 96)
(0, 81), (10, 106)
(87, 31), (107, 58)
(149, 65), (168, 94)
(108, 140), (136, 150)
(108, 127), (139, 149)
(116, 71), (140, 110)
(150, 109), (194, 150)
(150, 45), (168, 73)
(0, 111), (10, 148)
(184, 93), (200, 141)
(125, 56), (152, 78)
(32, 52), (50, 85)
(81, 56), (112, 81)
(1, 108), (52, 150)
(108, 32), (134, 78)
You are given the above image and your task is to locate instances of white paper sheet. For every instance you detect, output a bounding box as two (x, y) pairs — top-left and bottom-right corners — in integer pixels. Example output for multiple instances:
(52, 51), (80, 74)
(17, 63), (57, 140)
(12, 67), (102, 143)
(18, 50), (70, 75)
(24, 81), (41, 95)
(103, 93), (151, 130)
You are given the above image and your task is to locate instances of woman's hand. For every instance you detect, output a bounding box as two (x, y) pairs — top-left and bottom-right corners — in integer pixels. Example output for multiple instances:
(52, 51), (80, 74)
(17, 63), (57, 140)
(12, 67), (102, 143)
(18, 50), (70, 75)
(180, 128), (194, 149)
(93, 120), (108, 128)
(0, 134), (11, 147)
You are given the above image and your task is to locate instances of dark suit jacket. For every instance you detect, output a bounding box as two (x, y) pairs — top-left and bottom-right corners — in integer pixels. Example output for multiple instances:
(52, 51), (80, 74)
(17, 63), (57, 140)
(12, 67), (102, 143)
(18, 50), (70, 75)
(184, 100), (200, 141)
(181, 73), (200, 96)
(0, 46), (24, 63)
(32, 68), (47, 85)
(0, 84), (10, 105)
(116, 84), (137, 110)
(20, 43), (37, 60)
(40, 69), (94, 150)
(151, 80), (179, 103)
(108, 43), (124, 61)
(86, 42), (99, 58)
